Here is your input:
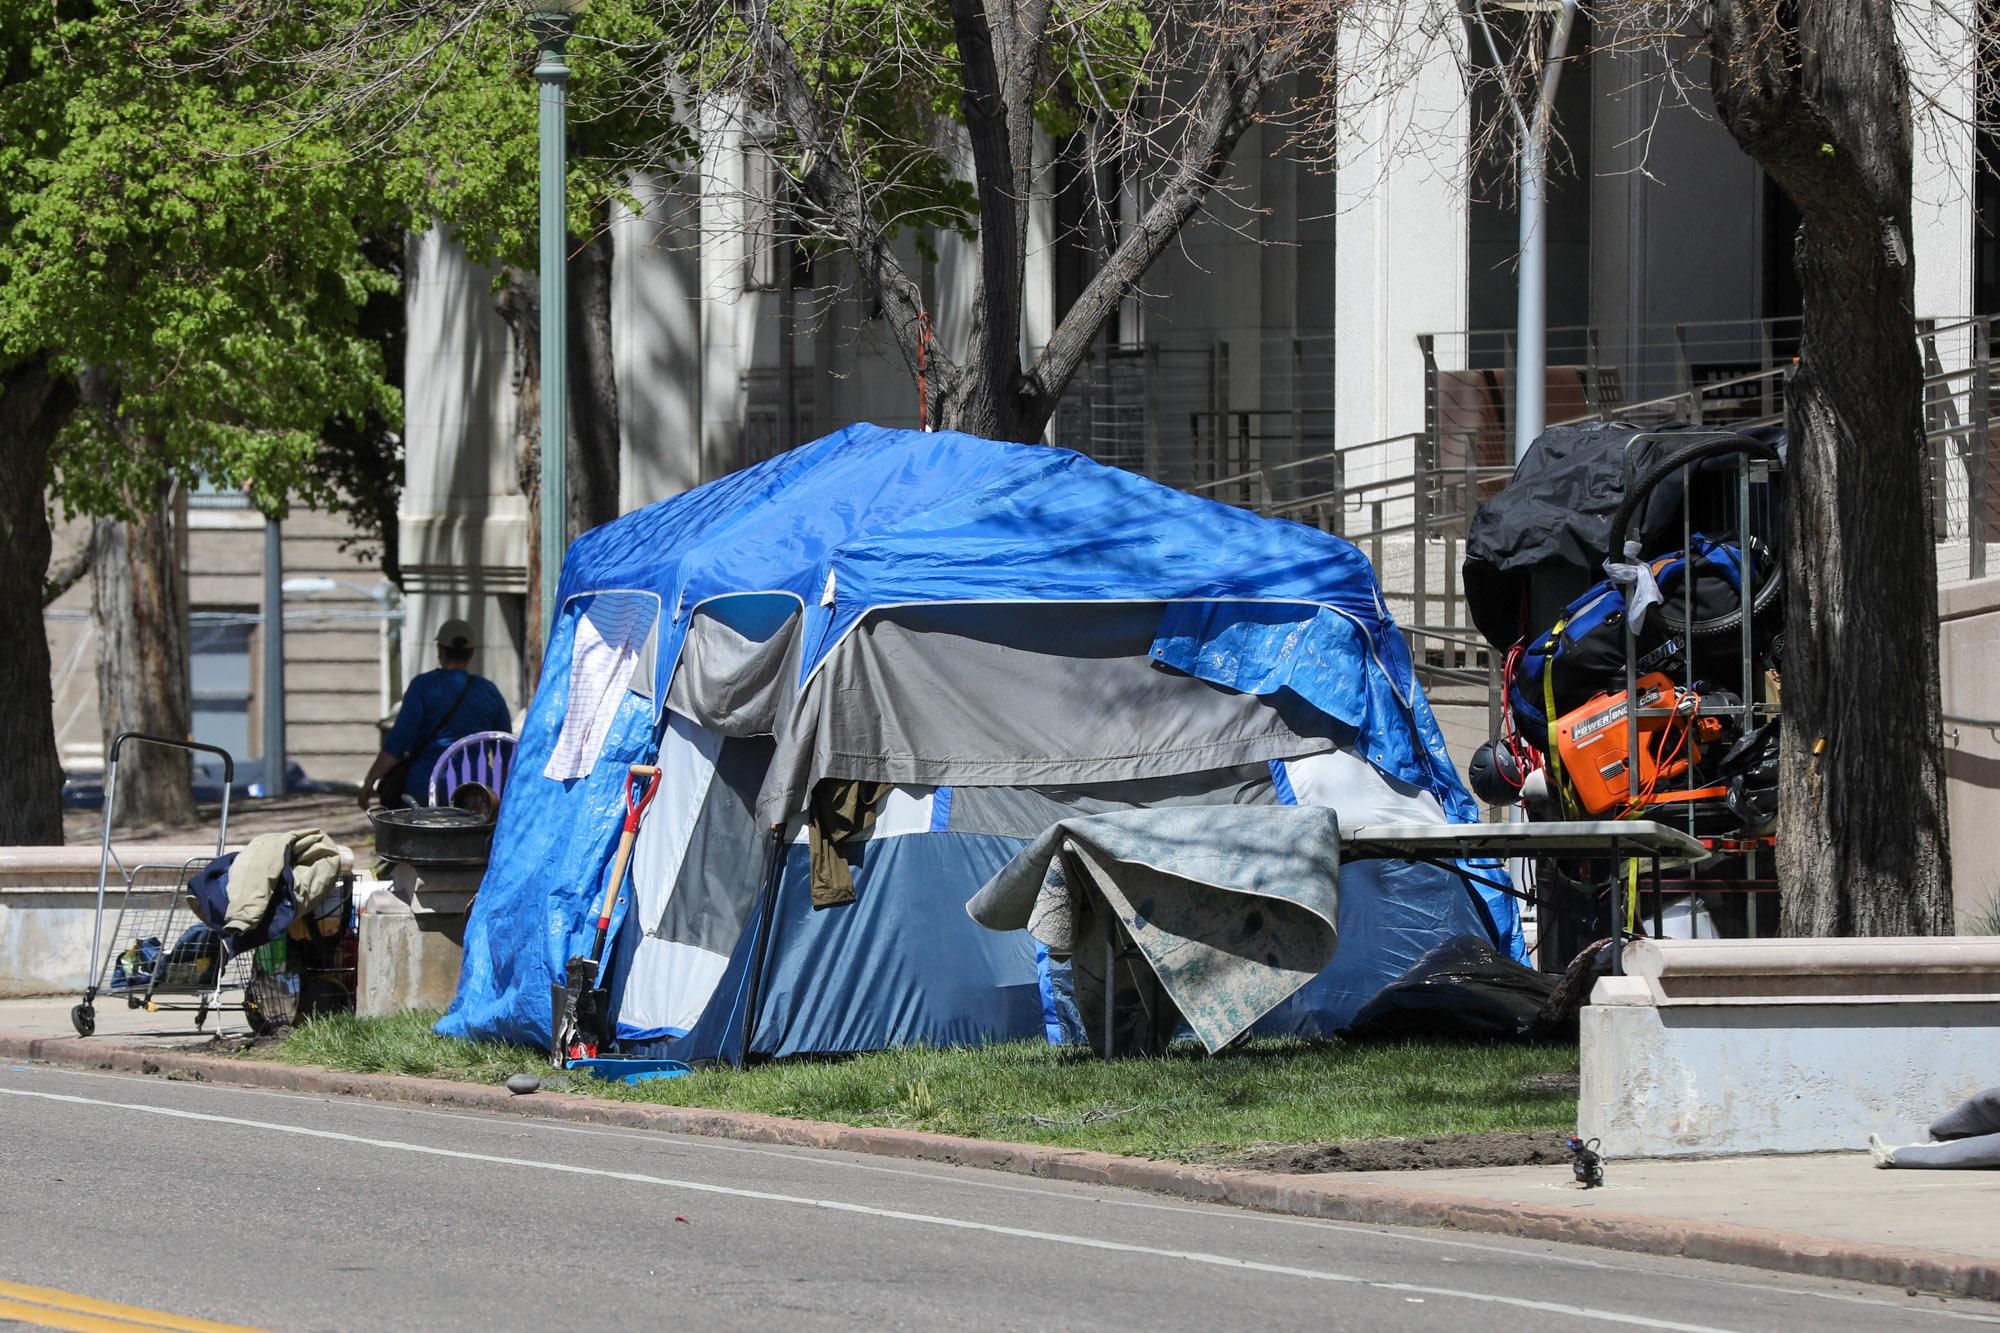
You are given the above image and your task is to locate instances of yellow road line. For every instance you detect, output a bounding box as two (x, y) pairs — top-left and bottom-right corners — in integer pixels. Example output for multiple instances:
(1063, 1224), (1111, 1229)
(0, 1281), (269, 1333)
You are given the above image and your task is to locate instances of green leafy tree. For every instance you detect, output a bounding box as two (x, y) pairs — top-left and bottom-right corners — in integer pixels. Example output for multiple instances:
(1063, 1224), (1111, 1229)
(232, 1), (687, 674)
(0, 2), (400, 835)
(215, 0), (1273, 441)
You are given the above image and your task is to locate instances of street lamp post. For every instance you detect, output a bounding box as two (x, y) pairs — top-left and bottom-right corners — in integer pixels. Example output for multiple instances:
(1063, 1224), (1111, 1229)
(262, 517), (287, 798)
(1471, 0), (1579, 465)
(525, 0), (587, 637)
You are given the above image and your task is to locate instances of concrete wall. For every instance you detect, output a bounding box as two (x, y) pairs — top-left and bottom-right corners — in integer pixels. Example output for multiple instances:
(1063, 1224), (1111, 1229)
(1, 846), (243, 997)
(355, 865), (477, 1019)
(614, 172), (706, 504)
(1581, 986), (2000, 1157)
(1334, 42), (1468, 456)
(1941, 573), (2000, 931)
(399, 230), (531, 714)
(1902, 0), (1977, 321)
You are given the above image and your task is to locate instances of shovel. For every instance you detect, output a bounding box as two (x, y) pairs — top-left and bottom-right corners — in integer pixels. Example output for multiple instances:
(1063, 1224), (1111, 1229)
(551, 764), (662, 1065)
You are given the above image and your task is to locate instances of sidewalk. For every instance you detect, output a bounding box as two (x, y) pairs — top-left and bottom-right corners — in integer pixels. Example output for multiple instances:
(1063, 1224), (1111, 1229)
(1340, 1154), (2000, 1267)
(1, 995), (1993, 1300)
(2, 994), (247, 1047)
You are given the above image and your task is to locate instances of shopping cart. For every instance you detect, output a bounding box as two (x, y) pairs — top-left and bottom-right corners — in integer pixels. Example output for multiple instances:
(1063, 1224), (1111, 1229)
(71, 733), (234, 1037)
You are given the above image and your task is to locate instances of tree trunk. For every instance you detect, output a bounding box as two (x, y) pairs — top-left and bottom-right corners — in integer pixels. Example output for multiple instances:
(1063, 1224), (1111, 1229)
(496, 266), (545, 686)
(90, 473), (197, 831)
(0, 355), (76, 845)
(1709, 1), (1951, 934)
(568, 214), (622, 534)
(499, 224), (623, 686)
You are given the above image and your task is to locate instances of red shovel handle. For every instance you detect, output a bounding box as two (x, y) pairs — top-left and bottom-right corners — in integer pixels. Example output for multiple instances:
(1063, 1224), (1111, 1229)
(625, 764), (662, 831)
(592, 765), (662, 934)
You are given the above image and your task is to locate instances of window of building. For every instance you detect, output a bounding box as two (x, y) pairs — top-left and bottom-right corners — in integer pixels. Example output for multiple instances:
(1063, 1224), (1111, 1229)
(190, 612), (255, 765)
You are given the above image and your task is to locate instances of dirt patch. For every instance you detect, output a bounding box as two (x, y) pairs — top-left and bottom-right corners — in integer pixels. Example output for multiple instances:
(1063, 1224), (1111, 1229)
(63, 791), (375, 851)
(1222, 1130), (1572, 1174)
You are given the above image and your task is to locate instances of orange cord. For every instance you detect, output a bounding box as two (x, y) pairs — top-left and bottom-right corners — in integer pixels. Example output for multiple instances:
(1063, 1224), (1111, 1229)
(917, 310), (932, 432)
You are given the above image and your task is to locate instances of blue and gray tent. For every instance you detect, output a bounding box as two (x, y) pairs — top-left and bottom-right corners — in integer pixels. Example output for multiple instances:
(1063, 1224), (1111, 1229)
(438, 425), (1520, 1061)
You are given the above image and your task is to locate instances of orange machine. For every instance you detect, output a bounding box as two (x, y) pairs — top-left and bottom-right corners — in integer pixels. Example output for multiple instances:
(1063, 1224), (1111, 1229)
(1552, 672), (1728, 815)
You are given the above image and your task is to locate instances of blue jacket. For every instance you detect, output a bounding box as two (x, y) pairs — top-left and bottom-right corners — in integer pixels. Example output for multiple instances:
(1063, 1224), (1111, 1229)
(384, 669), (512, 803)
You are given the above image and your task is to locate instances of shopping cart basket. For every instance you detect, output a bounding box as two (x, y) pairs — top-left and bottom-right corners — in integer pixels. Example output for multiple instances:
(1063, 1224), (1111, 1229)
(71, 733), (234, 1037)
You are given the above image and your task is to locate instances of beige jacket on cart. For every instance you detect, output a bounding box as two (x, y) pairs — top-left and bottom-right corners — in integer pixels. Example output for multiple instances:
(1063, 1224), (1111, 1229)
(222, 829), (344, 936)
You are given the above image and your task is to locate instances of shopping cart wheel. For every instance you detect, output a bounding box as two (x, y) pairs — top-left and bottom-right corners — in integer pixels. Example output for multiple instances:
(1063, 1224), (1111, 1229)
(70, 1004), (95, 1038)
(194, 1001), (210, 1031)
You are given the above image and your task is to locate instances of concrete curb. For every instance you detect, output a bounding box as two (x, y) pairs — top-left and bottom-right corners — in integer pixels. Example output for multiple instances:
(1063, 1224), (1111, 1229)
(6, 1031), (1996, 1301)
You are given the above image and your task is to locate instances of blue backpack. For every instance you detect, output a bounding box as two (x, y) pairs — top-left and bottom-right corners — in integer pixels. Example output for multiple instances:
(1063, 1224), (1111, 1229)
(1508, 536), (1771, 752)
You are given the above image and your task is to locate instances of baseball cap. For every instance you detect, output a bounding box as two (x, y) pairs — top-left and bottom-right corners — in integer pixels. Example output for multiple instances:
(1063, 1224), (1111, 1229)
(435, 618), (477, 653)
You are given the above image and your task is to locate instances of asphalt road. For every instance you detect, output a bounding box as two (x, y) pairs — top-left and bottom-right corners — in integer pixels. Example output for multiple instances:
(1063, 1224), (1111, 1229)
(1, 1064), (1995, 1333)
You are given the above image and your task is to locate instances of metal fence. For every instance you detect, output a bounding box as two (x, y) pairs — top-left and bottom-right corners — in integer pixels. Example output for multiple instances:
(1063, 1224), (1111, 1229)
(1049, 333), (1341, 494)
(1035, 315), (2000, 707)
(1916, 317), (1997, 582)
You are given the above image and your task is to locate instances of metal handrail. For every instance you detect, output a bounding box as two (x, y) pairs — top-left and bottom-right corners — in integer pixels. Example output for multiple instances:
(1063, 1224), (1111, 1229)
(1944, 712), (2000, 742)
(1188, 468), (1269, 495)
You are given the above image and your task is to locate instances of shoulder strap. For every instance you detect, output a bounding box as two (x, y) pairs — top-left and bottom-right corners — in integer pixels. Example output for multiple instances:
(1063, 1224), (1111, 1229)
(404, 674), (478, 762)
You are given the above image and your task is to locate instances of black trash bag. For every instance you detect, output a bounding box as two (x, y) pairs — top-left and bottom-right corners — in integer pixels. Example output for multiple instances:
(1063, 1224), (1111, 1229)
(1343, 934), (1559, 1042)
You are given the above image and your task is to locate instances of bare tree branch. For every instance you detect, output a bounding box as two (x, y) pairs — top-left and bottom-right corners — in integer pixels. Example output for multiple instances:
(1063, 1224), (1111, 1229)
(1027, 31), (1269, 415)
(729, 0), (944, 393)
(41, 542), (95, 608)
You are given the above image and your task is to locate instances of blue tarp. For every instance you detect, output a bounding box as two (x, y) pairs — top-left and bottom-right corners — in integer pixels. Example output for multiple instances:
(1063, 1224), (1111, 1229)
(439, 425), (1516, 1051)
(626, 836), (1042, 1064)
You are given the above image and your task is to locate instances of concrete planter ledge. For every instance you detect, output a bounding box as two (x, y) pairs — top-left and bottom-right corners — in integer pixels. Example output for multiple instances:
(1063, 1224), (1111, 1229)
(355, 864), (481, 1018)
(1582, 937), (2000, 1158)
(1619, 936), (2000, 1005)
(0, 845), (237, 882)
(0, 842), (357, 879)
(0, 841), (356, 997)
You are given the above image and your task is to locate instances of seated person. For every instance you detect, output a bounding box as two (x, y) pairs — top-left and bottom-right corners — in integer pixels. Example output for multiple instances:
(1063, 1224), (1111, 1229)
(360, 619), (512, 809)
(1871, 1087), (2000, 1169)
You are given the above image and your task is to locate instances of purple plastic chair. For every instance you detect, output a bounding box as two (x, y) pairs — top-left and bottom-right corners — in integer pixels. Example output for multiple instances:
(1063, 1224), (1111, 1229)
(428, 730), (519, 807)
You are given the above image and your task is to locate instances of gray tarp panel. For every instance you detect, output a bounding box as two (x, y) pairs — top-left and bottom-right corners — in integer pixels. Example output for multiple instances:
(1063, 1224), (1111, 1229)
(945, 765), (1277, 840)
(968, 805), (1343, 1053)
(757, 603), (1340, 825)
(665, 603), (800, 738)
(654, 735), (775, 955)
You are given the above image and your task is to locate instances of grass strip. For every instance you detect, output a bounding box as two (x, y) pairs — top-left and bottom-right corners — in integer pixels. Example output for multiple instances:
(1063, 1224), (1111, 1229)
(259, 1011), (1578, 1161)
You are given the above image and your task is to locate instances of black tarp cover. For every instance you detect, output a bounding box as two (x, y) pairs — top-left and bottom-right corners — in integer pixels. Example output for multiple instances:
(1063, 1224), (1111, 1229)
(1463, 421), (1787, 650)
(1461, 423), (1707, 649)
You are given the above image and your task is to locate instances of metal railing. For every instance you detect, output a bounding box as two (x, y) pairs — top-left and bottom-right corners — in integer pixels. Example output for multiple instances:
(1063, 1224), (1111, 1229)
(1041, 313), (2000, 697)
(1052, 334), (1340, 493)
(1420, 313), (1999, 588)
(1188, 435), (1507, 699)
